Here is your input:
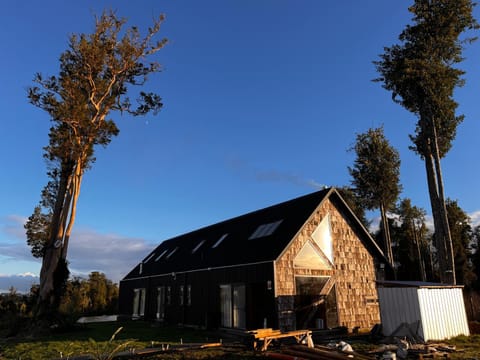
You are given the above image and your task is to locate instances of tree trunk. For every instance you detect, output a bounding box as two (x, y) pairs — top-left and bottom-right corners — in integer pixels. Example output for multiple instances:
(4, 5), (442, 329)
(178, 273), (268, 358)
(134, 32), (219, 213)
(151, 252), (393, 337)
(380, 202), (394, 268)
(431, 118), (456, 284)
(413, 222), (427, 282)
(61, 163), (83, 260)
(37, 160), (77, 315)
(37, 161), (72, 314)
(423, 143), (456, 284)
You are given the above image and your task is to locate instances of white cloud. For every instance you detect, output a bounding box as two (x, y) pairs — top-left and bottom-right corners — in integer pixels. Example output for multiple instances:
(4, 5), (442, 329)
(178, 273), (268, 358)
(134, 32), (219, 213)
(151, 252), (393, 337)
(226, 157), (326, 190)
(470, 210), (480, 228)
(67, 228), (155, 283)
(0, 214), (155, 285)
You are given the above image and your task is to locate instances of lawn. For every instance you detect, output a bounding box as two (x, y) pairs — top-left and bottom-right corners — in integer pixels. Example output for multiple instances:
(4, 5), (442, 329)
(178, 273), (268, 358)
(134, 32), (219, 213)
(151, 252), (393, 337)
(2, 321), (480, 359)
(0, 321), (262, 360)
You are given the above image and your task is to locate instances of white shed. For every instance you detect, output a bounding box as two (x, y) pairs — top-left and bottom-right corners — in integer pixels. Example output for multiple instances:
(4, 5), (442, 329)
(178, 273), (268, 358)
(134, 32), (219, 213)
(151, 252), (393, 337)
(377, 281), (470, 341)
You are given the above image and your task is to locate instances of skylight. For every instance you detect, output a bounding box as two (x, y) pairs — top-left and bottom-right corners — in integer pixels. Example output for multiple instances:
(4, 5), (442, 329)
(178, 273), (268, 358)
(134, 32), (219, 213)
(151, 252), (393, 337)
(144, 252), (156, 263)
(192, 240), (206, 254)
(155, 249), (168, 261)
(166, 247), (179, 259)
(212, 233), (228, 248)
(249, 219), (283, 240)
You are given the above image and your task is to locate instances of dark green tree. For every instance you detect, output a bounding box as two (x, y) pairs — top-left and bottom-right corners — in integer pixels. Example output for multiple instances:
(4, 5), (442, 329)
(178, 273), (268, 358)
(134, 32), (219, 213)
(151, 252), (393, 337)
(24, 206), (51, 258)
(28, 11), (167, 315)
(374, 0), (478, 284)
(59, 272), (118, 315)
(336, 186), (370, 229)
(88, 272), (108, 313)
(24, 169), (59, 258)
(446, 199), (476, 288)
(471, 225), (480, 289)
(349, 126), (402, 266)
(392, 198), (429, 281)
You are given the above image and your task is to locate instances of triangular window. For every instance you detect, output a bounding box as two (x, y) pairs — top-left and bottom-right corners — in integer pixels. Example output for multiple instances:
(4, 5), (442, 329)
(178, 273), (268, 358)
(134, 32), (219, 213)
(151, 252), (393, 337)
(311, 214), (334, 263)
(294, 241), (332, 270)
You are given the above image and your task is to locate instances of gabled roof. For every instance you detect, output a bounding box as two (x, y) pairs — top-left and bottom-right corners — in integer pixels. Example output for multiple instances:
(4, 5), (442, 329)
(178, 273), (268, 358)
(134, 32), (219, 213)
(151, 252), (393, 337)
(122, 188), (386, 281)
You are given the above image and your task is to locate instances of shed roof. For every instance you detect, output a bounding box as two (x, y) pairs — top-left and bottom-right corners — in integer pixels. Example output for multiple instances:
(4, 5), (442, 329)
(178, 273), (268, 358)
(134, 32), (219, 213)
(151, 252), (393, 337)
(377, 280), (464, 289)
(122, 187), (385, 281)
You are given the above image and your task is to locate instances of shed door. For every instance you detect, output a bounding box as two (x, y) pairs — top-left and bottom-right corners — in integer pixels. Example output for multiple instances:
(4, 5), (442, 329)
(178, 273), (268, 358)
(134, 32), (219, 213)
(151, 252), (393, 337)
(220, 284), (246, 329)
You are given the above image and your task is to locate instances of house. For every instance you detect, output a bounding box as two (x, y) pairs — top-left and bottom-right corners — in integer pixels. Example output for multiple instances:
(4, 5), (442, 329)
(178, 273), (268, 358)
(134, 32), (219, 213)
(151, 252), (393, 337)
(119, 188), (388, 331)
(377, 281), (470, 341)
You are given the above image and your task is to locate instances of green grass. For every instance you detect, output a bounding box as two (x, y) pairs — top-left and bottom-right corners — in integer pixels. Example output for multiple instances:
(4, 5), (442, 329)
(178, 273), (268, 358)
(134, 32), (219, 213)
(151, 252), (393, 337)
(4, 321), (480, 360)
(0, 321), (250, 360)
(445, 334), (480, 359)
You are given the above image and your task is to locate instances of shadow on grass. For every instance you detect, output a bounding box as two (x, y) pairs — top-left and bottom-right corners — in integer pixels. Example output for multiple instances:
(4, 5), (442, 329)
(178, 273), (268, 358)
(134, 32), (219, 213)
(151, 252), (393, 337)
(0, 321), (249, 360)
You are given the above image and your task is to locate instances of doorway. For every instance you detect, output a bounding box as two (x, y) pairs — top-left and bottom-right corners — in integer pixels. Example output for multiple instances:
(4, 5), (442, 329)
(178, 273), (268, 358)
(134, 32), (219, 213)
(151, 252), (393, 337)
(220, 284), (246, 329)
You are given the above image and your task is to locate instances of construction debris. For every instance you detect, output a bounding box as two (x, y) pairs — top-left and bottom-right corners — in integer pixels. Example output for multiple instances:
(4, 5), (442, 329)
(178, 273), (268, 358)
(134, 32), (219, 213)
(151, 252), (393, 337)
(247, 328), (314, 351)
(369, 339), (458, 359)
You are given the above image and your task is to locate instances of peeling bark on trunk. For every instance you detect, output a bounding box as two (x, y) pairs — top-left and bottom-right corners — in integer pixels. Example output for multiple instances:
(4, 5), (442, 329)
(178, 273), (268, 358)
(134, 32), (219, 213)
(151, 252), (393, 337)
(37, 159), (84, 315)
(61, 164), (83, 260)
(38, 161), (72, 314)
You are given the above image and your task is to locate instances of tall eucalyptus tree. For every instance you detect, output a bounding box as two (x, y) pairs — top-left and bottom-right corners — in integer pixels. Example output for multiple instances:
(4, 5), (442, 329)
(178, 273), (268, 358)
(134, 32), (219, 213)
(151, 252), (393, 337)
(28, 11), (167, 314)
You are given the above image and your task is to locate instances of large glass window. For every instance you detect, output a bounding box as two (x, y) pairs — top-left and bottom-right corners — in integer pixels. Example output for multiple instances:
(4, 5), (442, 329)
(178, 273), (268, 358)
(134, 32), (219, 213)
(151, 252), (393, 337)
(156, 287), (166, 320)
(133, 288), (146, 317)
(187, 285), (192, 306)
(311, 214), (334, 263)
(166, 286), (171, 305)
(220, 285), (232, 328)
(179, 285), (185, 306)
(220, 284), (246, 329)
(295, 276), (330, 295)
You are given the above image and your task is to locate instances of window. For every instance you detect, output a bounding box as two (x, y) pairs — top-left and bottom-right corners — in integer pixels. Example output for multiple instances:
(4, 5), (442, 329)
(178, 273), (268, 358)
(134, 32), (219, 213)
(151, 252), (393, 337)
(139, 263), (143, 274)
(132, 288), (146, 317)
(166, 286), (172, 305)
(144, 252), (156, 263)
(295, 276), (330, 296)
(212, 233), (228, 248)
(179, 285), (184, 305)
(187, 285), (192, 306)
(249, 220), (283, 240)
(311, 214), (334, 263)
(294, 241), (332, 270)
(166, 247), (178, 259)
(192, 240), (206, 254)
(155, 249), (168, 261)
(220, 284), (246, 329)
(157, 287), (166, 320)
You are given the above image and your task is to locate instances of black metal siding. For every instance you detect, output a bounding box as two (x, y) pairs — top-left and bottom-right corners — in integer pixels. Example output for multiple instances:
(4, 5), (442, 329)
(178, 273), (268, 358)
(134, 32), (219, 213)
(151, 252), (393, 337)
(119, 262), (276, 329)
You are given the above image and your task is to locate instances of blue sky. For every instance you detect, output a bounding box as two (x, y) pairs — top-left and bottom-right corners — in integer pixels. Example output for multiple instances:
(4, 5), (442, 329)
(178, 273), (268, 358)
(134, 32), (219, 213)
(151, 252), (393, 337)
(1, 1), (479, 291)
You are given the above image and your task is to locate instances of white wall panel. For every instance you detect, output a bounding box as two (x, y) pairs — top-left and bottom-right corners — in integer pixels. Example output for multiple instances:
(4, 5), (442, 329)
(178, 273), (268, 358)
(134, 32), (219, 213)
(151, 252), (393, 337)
(418, 288), (469, 341)
(377, 287), (423, 337)
(378, 286), (469, 341)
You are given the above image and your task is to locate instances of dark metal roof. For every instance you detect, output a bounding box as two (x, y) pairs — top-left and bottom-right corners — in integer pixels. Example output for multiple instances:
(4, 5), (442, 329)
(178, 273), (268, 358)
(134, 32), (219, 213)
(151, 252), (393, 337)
(122, 188), (386, 281)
